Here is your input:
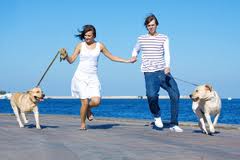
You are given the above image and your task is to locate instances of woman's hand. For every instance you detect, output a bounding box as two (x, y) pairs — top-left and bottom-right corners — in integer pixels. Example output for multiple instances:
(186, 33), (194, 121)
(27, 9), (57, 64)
(59, 48), (68, 62)
(129, 56), (137, 63)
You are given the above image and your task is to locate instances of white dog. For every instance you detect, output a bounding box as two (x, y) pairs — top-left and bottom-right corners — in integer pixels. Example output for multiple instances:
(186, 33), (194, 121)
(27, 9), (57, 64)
(10, 87), (45, 129)
(189, 84), (221, 135)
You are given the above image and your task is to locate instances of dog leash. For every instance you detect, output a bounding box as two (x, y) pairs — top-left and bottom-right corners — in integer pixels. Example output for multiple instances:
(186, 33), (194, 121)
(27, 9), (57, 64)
(36, 51), (60, 87)
(173, 76), (199, 86)
(35, 50), (199, 88)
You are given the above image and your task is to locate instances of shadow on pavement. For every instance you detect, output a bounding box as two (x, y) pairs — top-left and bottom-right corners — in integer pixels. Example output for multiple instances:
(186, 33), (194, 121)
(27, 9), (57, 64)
(25, 124), (59, 129)
(88, 123), (120, 130)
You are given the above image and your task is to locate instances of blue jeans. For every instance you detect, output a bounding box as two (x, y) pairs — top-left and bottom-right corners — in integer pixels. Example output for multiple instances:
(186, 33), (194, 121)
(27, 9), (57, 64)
(144, 70), (180, 126)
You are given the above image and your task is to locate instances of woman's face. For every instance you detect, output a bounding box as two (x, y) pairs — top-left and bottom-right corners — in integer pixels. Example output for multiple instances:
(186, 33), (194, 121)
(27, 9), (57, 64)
(84, 31), (95, 43)
(147, 20), (157, 35)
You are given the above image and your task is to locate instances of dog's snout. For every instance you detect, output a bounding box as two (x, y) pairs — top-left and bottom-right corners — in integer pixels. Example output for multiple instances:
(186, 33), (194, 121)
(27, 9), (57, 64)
(42, 94), (45, 98)
(189, 94), (192, 98)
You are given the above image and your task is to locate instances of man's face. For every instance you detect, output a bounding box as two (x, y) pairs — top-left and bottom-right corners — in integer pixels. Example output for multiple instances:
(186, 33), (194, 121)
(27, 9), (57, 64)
(147, 20), (157, 35)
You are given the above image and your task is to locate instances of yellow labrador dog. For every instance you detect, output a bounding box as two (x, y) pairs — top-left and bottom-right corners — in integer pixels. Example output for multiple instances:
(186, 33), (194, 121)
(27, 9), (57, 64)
(10, 87), (45, 129)
(189, 84), (221, 135)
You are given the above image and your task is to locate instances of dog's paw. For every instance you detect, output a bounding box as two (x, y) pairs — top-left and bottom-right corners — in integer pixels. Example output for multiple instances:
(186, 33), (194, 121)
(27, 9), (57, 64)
(19, 125), (24, 128)
(24, 120), (29, 124)
(208, 132), (214, 136)
(202, 130), (208, 135)
(36, 125), (41, 129)
(209, 126), (215, 133)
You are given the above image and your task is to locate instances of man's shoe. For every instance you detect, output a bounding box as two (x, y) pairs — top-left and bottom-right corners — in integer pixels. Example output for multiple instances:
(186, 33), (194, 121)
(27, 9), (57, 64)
(154, 117), (163, 128)
(170, 125), (183, 132)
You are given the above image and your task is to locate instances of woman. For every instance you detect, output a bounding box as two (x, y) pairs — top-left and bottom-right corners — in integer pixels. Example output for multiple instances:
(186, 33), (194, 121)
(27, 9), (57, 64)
(61, 25), (133, 130)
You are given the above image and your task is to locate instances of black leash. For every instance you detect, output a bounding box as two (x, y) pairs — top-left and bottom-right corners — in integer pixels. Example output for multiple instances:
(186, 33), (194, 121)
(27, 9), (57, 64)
(36, 51), (60, 87)
(173, 77), (199, 86)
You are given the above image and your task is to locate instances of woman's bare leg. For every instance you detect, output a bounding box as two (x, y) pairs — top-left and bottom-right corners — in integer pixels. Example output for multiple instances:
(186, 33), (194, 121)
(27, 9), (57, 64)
(87, 97), (101, 120)
(80, 99), (88, 129)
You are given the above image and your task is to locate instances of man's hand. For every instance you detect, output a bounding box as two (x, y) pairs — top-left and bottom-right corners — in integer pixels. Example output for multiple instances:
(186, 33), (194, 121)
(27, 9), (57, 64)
(59, 48), (68, 62)
(129, 56), (137, 63)
(164, 67), (170, 75)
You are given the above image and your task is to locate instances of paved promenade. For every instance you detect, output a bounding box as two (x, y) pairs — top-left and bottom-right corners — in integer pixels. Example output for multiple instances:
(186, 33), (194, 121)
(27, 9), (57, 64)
(0, 114), (240, 160)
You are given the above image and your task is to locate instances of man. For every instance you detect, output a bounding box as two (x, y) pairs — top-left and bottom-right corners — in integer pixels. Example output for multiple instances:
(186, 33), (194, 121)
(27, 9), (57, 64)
(131, 14), (183, 132)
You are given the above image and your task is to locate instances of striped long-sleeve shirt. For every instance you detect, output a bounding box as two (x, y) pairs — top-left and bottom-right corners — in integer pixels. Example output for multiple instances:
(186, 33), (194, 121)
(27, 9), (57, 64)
(132, 33), (170, 72)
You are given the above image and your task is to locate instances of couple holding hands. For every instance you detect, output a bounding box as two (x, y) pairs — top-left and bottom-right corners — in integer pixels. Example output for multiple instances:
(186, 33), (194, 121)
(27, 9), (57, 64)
(60, 14), (183, 132)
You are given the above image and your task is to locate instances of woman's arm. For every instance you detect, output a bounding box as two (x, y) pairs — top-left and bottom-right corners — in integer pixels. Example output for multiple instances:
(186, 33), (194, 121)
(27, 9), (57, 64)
(65, 43), (82, 64)
(100, 43), (132, 63)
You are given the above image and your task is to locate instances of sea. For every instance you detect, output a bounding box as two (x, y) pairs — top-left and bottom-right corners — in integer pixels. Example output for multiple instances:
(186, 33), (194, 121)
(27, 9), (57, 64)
(0, 98), (239, 125)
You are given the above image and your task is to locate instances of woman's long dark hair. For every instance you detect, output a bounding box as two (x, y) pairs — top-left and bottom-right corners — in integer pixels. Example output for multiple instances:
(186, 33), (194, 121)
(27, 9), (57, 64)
(75, 24), (96, 40)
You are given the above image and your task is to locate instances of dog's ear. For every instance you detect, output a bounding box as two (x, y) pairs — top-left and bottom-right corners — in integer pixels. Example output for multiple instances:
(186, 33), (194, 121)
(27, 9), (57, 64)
(27, 89), (34, 94)
(205, 84), (212, 92)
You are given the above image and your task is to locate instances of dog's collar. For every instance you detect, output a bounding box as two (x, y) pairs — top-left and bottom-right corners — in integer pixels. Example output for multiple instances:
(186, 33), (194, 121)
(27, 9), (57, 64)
(204, 91), (217, 102)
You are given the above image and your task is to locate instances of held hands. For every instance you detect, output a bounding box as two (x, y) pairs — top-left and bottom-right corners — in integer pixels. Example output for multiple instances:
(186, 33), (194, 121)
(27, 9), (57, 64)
(128, 56), (137, 63)
(59, 48), (68, 62)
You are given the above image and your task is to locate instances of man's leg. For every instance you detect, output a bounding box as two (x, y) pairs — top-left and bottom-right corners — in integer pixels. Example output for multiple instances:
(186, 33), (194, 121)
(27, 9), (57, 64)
(160, 73), (180, 125)
(144, 72), (163, 128)
(144, 72), (161, 117)
(160, 74), (183, 132)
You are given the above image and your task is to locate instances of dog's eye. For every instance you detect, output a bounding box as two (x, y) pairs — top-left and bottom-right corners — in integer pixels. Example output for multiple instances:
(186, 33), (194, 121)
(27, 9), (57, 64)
(36, 91), (40, 93)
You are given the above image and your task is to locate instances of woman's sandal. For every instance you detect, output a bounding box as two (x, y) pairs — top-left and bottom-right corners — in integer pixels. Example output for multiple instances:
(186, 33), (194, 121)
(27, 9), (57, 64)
(80, 127), (87, 131)
(87, 110), (94, 121)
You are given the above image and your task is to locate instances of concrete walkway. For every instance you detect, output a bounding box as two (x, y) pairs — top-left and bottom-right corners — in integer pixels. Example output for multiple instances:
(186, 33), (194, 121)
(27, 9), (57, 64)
(0, 114), (239, 160)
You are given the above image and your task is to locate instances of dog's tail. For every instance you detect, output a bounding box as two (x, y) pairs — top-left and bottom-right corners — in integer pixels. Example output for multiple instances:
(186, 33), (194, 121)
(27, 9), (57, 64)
(0, 93), (12, 100)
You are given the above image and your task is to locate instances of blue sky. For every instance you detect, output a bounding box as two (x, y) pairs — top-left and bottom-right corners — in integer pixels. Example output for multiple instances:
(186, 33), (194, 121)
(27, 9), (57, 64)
(1, 0), (240, 98)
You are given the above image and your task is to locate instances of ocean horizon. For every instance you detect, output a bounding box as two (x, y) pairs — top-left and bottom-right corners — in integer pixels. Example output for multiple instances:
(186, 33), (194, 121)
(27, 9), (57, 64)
(1, 94), (237, 100)
(1, 98), (239, 125)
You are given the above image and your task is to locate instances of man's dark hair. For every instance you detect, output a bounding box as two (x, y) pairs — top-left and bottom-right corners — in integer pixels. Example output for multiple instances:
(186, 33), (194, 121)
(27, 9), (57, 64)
(144, 14), (159, 27)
